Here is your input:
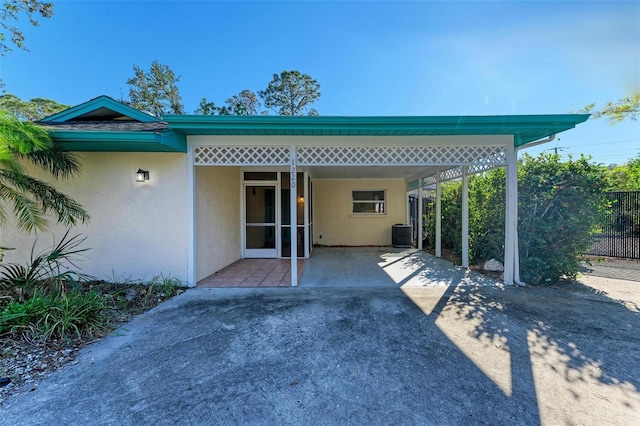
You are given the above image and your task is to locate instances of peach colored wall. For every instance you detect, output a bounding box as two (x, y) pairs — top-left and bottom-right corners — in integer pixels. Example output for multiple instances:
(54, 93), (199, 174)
(0, 153), (189, 283)
(195, 166), (241, 282)
(312, 179), (406, 246)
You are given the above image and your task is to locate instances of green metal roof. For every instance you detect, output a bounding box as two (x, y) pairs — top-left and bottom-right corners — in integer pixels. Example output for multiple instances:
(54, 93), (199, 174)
(164, 114), (590, 147)
(43, 94), (589, 152)
(51, 130), (186, 153)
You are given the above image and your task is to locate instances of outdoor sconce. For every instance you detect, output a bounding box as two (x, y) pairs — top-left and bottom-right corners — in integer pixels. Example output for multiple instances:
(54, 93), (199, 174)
(299, 195), (304, 203)
(136, 169), (150, 182)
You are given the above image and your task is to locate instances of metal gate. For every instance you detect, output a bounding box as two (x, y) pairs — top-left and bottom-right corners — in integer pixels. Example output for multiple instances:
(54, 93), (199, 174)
(588, 191), (640, 259)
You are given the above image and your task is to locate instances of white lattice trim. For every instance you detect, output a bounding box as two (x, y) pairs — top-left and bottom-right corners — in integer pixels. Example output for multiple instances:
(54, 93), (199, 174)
(421, 163), (503, 187)
(194, 146), (290, 165)
(297, 145), (506, 166)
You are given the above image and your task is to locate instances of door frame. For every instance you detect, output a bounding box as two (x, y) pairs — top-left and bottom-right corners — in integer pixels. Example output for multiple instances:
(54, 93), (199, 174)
(242, 181), (280, 258)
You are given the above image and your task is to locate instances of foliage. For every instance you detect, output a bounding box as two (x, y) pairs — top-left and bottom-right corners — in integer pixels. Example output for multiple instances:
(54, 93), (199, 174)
(0, 93), (69, 121)
(517, 153), (609, 283)
(424, 153), (609, 284)
(104, 274), (185, 316)
(125, 60), (184, 118)
(581, 94), (639, 124)
(0, 0), (53, 55)
(606, 156), (640, 190)
(38, 290), (109, 340)
(225, 89), (261, 115)
(258, 70), (321, 116)
(0, 233), (185, 342)
(0, 290), (109, 340)
(195, 90), (262, 116)
(0, 111), (89, 231)
(469, 168), (507, 262)
(194, 97), (218, 115)
(0, 231), (91, 300)
(0, 294), (48, 333)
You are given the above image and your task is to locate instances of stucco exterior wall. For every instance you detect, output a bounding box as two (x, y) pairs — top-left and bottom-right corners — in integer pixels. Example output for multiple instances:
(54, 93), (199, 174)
(195, 166), (241, 282)
(312, 179), (406, 246)
(0, 153), (190, 283)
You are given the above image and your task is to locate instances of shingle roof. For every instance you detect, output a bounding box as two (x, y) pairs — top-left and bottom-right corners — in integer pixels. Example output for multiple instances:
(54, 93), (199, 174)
(39, 120), (169, 132)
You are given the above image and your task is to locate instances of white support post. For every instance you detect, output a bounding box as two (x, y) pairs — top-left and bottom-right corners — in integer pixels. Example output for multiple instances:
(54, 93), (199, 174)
(418, 182), (423, 251)
(504, 144), (517, 285)
(290, 145), (298, 287)
(435, 172), (442, 258)
(304, 172), (309, 258)
(187, 141), (196, 287)
(461, 166), (469, 268)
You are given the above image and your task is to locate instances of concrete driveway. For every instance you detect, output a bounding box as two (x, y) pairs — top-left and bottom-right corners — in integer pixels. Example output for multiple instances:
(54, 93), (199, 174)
(0, 248), (640, 425)
(2, 276), (639, 424)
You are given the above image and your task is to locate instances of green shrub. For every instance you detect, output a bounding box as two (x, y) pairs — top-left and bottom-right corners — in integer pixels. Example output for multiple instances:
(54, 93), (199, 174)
(0, 231), (92, 300)
(0, 295), (49, 334)
(40, 291), (109, 340)
(517, 153), (609, 283)
(0, 291), (109, 340)
(425, 153), (609, 284)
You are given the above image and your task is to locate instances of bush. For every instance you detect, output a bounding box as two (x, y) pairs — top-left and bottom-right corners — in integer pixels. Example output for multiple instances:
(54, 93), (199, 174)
(517, 153), (609, 283)
(0, 295), (49, 334)
(425, 153), (609, 284)
(0, 230), (92, 300)
(0, 291), (109, 340)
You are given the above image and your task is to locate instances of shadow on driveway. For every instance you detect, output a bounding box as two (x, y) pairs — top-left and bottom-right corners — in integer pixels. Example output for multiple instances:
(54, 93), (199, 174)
(2, 275), (639, 425)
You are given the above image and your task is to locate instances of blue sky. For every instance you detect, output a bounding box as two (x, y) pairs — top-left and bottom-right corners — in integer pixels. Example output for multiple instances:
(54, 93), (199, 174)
(1, 0), (638, 164)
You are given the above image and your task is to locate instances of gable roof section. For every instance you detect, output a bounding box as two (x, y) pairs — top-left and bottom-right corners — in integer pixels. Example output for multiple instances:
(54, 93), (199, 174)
(164, 114), (590, 148)
(39, 96), (186, 152)
(41, 95), (159, 123)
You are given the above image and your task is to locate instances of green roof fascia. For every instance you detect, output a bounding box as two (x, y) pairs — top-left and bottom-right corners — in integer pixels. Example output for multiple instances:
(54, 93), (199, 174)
(164, 114), (590, 146)
(50, 130), (186, 152)
(42, 95), (159, 123)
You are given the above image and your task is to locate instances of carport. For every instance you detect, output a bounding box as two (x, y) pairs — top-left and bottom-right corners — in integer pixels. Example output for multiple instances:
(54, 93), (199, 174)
(166, 114), (590, 287)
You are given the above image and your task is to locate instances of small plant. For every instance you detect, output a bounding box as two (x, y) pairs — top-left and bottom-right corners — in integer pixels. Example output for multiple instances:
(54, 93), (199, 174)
(0, 291), (109, 341)
(0, 230), (93, 301)
(0, 295), (49, 334)
(40, 291), (109, 341)
(135, 275), (185, 311)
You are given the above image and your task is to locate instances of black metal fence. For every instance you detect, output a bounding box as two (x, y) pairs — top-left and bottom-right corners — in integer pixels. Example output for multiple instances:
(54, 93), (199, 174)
(588, 191), (640, 259)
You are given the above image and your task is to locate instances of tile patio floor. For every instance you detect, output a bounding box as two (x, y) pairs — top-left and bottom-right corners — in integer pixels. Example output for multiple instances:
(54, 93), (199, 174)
(197, 259), (307, 288)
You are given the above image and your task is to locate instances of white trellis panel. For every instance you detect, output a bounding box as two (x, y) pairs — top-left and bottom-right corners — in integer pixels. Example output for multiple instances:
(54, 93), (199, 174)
(297, 145), (507, 166)
(421, 164), (505, 187)
(194, 146), (290, 165)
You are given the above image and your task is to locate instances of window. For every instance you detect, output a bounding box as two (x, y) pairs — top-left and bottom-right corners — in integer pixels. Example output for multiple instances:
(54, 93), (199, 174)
(352, 190), (386, 214)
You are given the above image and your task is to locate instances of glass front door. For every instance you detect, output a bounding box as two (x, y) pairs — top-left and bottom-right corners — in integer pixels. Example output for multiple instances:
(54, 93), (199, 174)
(244, 184), (278, 258)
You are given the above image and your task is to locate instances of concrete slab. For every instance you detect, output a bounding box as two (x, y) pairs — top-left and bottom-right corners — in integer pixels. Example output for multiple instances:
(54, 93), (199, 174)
(300, 247), (500, 287)
(3, 280), (639, 425)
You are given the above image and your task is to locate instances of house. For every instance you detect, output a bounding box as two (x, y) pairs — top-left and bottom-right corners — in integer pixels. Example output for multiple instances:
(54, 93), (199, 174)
(0, 96), (589, 286)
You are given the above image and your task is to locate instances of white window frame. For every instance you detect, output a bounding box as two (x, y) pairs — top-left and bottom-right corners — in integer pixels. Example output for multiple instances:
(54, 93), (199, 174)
(351, 189), (387, 215)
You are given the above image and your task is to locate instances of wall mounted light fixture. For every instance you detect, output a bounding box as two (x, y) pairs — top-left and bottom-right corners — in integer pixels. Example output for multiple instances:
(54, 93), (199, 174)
(136, 169), (150, 182)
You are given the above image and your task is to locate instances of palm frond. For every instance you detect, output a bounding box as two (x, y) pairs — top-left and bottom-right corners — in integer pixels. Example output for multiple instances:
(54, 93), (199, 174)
(0, 111), (52, 154)
(22, 146), (81, 179)
(0, 183), (47, 232)
(0, 171), (90, 232)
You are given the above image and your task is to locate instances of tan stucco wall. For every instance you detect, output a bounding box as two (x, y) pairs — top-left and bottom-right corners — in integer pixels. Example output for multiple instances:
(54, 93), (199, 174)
(313, 179), (406, 246)
(0, 153), (189, 282)
(195, 166), (241, 282)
